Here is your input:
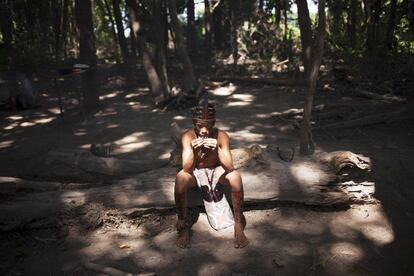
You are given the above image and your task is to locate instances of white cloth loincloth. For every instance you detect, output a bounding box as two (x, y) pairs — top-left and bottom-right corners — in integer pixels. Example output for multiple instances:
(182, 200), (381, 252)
(193, 166), (234, 231)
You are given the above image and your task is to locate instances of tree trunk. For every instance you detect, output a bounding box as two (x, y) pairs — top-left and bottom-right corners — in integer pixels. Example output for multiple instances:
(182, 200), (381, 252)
(126, 0), (164, 98)
(259, 0), (264, 13)
(153, 0), (171, 100)
(275, 0), (282, 35)
(204, 0), (213, 63)
(366, 0), (383, 51)
(75, 0), (100, 113)
(296, 0), (313, 78)
(61, 0), (70, 59)
(283, 4), (288, 41)
(348, 0), (357, 48)
(168, 0), (197, 92)
(230, 0), (240, 68)
(111, 0), (135, 84)
(0, 1), (15, 69)
(186, 0), (197, 57)
(111, 0), (130, 64)
(69, 2), (77, 57)
(126, 5), (138, 61)
(100, 0), (120, 64)
(299, 0), (326, 155)
(51, 0), (62, 62)
(385, 0), (397, 50)
(327, 0), (344, 45)
(212, 0), (224, 52)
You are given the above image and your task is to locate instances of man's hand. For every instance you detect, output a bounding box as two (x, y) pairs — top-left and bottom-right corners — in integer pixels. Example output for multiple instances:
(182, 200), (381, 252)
(203, 138), (217, 150)
(191, 137), (204, 149)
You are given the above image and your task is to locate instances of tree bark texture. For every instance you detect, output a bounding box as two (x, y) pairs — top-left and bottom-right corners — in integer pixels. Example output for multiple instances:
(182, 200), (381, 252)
(296, 0), (313, 77)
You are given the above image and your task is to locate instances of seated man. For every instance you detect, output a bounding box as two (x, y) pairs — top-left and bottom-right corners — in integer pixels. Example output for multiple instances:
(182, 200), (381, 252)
(174, 99), (249, 249)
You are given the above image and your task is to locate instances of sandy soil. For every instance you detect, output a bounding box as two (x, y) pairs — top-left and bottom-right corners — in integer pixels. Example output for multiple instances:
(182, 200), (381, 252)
(0, 66), (413, 275)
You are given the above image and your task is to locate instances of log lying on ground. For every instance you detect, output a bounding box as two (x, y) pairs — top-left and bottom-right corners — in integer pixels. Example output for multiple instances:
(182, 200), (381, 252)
(315, 151), (371, 173)
(210, 76), (307, 87)
(353, 88), (406, 103)
(315, 109), (414, 130)
(38, 149), (169, 182)
(0, 177), (62, 193)
(0, 146), (375, 231)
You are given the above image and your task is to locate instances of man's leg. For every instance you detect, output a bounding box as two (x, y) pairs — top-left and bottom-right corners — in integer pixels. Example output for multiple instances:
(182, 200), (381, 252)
(222, 170), (249, 248)
(174, 169), (196, 248)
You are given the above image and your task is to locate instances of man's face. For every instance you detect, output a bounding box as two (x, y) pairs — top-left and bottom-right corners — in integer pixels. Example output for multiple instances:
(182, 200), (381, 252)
(193, 120), (215, 137)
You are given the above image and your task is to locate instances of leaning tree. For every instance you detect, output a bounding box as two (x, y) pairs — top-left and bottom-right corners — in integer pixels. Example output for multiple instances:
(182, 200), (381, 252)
(296, 0), (326, 155)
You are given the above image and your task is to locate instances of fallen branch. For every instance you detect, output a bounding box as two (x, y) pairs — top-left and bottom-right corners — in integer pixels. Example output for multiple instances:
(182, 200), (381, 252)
(353, 88), (406, 103)
(315, 113), (392, 129)
(0, 177), (62, 192)
(210, 76), (307, 87)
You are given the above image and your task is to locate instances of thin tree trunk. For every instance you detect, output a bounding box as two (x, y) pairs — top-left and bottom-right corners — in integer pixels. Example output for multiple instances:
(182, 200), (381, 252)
(154, 0), (171, 100)
(204, 0), (213, 63)
(168, 0), (197, 92)
(61, 0), (70, 59)
(366, 0), (383, 51)
(212, 0), (224, 52)
(186, 0), (196, 57)
(52, 0), (62, 62)
(275, 0), (282, 35)
(299, 0), (326, 155)
(126, 5), (137, 61)
(385, 0), (397, 50)
(283, 5), (288, 41)
(111, 0), (130, 64)
(69, 2), (78, 58)
(99, 0), (120, 64)
(75, 0), (100, 113)
(348, 0), (357, 48)
(296, 0), (313, 78)
(230, 0), (240, 68)
(126, 0), (164, 98)
(327, 0), (344, 44)
(0, 0), (15, 69)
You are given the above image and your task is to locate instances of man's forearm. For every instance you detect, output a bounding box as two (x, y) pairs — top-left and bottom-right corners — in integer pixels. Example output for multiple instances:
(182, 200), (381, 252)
(182, 150), (195, 173)
(218, 147), (234, 172)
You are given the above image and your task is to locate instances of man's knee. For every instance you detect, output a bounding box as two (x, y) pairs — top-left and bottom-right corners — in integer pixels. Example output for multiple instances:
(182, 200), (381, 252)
(225, 170), (243, 190)
(226, 170), (241, 182)
(175, 170), (194, 193)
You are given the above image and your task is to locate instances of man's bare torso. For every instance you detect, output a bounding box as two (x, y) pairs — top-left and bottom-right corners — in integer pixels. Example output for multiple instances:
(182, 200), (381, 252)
(184, 128), (221, 169)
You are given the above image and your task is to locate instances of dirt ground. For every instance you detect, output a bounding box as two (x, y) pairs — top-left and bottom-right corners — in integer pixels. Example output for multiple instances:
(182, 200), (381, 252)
(1, 65), (414, 275)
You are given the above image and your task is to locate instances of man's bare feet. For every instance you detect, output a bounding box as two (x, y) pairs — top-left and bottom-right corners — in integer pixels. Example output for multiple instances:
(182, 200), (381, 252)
(234, 222), (249, 248)
(176, 220), (191, 249)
